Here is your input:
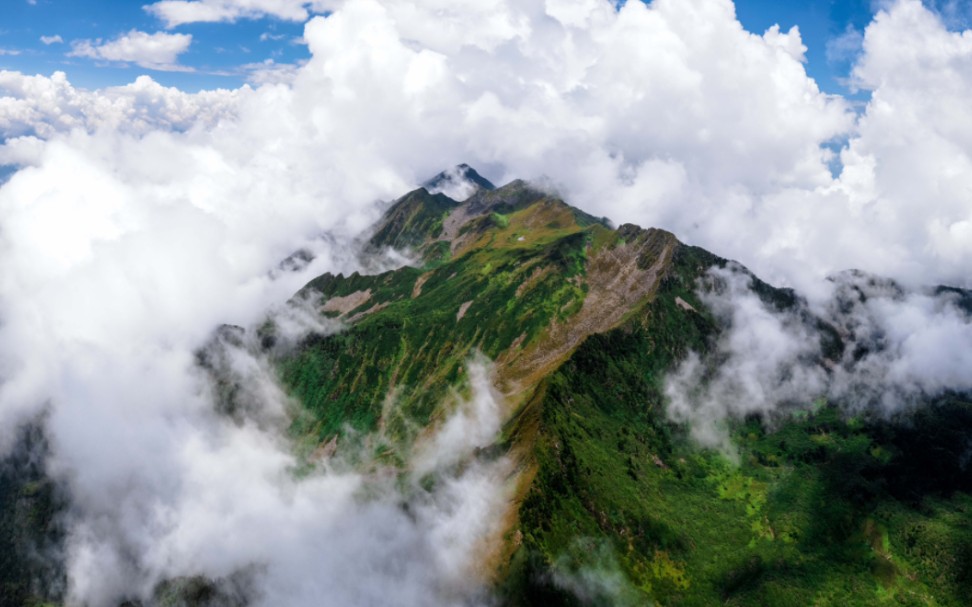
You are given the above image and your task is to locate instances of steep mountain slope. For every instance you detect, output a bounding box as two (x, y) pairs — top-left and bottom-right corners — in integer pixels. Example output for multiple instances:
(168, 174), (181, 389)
(275, 173), (972, 606)
(0, 423), (65, 606)
(279, 179), (670, 442)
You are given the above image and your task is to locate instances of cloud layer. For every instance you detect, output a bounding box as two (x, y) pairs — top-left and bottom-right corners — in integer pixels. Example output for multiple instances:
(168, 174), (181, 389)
(5, 0), (969, 288)
(1, 0), (971, 604)
(57, 326), (510, 605)
(0, 71), (242, 140)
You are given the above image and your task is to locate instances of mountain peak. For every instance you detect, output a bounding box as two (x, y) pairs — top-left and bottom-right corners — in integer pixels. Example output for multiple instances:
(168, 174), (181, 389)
(422, 164), (496, 201)
(367, 177), (611, 265)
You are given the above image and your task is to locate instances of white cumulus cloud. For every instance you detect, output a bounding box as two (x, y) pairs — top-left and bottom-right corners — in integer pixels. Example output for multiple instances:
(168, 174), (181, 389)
(0, 71), (242, 141)
(69, 30), (193, 71)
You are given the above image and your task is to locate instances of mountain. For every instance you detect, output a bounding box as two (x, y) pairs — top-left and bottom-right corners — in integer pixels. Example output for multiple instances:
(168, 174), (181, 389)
(274, 171), (972, 606)
(422, 163), (497, 201)
(3, 168), (971, 606)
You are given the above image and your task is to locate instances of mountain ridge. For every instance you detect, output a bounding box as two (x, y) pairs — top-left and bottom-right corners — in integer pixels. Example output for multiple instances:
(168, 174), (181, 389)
(286, 175), (696, 429)
(277, 167), (972, 606)
(2, 166), (971, 606)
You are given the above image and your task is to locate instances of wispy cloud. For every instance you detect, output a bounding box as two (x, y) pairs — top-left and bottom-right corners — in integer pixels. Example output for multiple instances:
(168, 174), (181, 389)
(146, 0), (329, 28)
(40, 34), (63, 45)
(666, 265), (972, 455)
(69, 30), (193, 71)
(241, 58), (304, 85)
(826, 24), (864, 65)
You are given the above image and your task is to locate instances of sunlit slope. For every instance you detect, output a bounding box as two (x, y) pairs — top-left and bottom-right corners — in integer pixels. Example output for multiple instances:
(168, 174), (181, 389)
(279, 179), (673, 443)
(502, 269), (972, 606)
(278, 178), (972, 606)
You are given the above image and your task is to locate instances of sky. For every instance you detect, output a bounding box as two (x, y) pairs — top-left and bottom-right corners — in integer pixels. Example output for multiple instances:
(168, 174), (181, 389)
(1, 0), (972, 605)
(0, 0), (956, 93)
(0, 0), (310, 90)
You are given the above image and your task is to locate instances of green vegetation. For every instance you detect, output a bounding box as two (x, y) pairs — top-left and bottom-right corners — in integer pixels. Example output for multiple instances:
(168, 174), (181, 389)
(367, 188), (457, 253)
(502, 262), (972, 606)
(278, 179), (972, 606)
(0, 423), (65, 607)
(279, 185), (615, 445)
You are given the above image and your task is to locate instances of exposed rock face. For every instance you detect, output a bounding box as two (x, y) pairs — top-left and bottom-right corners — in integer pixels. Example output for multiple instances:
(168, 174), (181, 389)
(496, 226), (677, 400)
(321, 289), (372, 316)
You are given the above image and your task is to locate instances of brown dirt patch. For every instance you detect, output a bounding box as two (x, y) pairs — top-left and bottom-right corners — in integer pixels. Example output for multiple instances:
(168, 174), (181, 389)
(321, 289), (372, 315)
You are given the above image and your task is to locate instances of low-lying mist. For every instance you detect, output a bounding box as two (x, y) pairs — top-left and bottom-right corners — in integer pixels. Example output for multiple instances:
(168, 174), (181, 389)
(665, 264), (972, 455)
(30, 299), (511, 605)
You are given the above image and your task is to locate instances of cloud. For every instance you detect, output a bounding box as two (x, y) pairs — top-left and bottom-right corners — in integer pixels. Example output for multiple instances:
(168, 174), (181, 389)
(146, 0), (332, 27)
(550, 540), (642, 606)
(665, 265), (830, 454)
(922, 0), (972, 29)
(52, 328), (510, 605)
(68, 30), (193, 71)
(0, 48), (22, 56)
(2, 0), (972, 603)
(412, 355), (504, 475)
(665, 266), (972, 454)
(822, 273), (972, 409)
(40, 34), (63, 45)
(821, 0), (972, 288)
(0, 71), (242, 140)
(826, 24), (864, 65)
(241, 58), (304, 85)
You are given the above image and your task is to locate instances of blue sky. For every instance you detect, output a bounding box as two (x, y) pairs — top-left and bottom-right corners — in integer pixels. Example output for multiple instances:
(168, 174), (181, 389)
(0, 0), (309, 90)
(0, 0), (964, 93)
(734, 0), (874, 94)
